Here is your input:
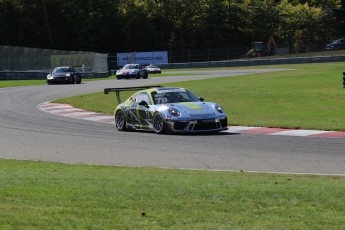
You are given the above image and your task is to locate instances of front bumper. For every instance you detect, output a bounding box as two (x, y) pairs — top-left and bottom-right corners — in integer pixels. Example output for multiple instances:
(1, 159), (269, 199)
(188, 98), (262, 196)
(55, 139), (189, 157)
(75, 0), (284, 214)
(116, 73), (137, 79)
(47, 76), (71, 83)
(147, 70), (161, 74)
(166, 117), (228, 133)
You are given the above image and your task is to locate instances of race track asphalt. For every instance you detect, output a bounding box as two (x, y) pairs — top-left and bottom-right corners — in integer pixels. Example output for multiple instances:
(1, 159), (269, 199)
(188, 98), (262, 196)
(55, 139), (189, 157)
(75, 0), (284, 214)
(1, 69), (345, 175)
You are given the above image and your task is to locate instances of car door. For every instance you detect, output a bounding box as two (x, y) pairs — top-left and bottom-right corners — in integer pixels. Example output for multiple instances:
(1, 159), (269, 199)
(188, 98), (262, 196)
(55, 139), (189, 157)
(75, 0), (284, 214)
(128, 93), (142, 127)
(139, 65), (148, 77)
(136, 92), (152, 128)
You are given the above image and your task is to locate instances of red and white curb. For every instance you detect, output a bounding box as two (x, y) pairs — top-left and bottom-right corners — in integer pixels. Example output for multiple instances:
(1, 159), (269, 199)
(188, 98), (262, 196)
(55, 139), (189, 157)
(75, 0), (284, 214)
(39, 102), (345, 139)
(225, 126), (345, 138)
(39, 102), (114, 123)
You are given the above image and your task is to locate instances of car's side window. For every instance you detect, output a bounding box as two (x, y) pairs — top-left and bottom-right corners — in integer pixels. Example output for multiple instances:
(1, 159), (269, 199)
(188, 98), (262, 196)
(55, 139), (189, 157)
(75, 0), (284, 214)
(179, 93), (189, 102)
(151, 92), (169, 104)
(131, 93), (138, 103)
(137, 93), (151, 105)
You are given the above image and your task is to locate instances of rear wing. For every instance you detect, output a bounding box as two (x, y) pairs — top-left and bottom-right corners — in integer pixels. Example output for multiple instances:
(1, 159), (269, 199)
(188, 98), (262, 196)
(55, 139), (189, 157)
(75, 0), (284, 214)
(104, 86), (162, 104)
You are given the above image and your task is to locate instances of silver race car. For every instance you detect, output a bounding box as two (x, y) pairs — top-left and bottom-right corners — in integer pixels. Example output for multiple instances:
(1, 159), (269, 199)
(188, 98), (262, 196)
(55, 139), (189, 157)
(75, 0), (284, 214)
(104, 86), (228, 134)
(145, 64), (161, 74)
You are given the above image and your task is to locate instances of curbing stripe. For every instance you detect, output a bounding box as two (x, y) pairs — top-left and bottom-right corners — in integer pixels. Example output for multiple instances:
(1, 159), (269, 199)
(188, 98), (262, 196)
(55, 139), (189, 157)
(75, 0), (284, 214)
(269, 130), (334, 137)
(39, 102), (345, 139)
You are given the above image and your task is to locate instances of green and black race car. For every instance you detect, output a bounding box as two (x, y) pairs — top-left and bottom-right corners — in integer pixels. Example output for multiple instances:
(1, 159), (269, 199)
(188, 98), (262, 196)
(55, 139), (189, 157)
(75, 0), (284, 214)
(104, 86), (228, 134)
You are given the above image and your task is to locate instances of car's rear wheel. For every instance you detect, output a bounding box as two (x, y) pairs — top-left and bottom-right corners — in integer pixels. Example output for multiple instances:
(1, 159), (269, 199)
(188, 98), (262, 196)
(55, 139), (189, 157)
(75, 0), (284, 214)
(115, 110), (127, 131)
(143, 71), (148, 79)
(152, 112), (167, 134)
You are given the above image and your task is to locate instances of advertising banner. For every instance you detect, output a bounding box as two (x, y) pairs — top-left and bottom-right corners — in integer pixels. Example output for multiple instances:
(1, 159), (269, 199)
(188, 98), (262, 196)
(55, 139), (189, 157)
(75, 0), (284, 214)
(117, 51), (168, 66)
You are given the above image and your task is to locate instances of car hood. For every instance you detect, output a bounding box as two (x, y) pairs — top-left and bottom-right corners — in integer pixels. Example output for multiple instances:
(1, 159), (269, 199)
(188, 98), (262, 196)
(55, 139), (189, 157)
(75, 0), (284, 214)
(169, 102), (216, 116)
(52, 72), (71, 77)
(117, 69), (138, 74)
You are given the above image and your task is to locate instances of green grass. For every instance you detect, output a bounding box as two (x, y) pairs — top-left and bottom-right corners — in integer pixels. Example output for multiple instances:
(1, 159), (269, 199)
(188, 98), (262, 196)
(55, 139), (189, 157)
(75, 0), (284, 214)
(1, 159), (345, 229)
(2, 63), (345, 228)
(55, 62), (345, 131)
(0, 77), (115, 88)
(0, 73), (200, 88)
(0, 80), (47, 88)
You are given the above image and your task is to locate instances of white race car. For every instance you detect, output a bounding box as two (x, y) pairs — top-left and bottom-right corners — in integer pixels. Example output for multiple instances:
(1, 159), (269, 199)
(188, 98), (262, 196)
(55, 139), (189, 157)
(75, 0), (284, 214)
(116, 64), (148, 80)
(145, 65), (161, 74)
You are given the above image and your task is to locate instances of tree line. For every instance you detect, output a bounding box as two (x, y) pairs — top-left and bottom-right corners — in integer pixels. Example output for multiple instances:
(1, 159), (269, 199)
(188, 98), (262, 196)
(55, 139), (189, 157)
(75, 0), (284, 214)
(0, 0), (344, 54)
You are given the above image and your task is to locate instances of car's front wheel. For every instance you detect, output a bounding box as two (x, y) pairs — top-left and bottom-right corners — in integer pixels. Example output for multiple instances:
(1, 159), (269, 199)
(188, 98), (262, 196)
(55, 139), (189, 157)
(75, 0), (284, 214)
(76, 75), (81, 84)
(143, 71), (148, 79)
(115, 110), (127, 131)
(152, 112), (168, 134)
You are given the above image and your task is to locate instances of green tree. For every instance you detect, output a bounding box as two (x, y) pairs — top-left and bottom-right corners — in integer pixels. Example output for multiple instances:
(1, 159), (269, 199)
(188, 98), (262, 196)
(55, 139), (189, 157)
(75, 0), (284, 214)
(276, 0), (340, 52)
(0, 0), (343, 53)
(245, 0), (280, 42)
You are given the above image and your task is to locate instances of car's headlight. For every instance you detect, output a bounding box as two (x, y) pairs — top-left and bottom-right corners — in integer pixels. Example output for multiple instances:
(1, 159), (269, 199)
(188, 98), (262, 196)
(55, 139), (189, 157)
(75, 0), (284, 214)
(168, 107), (180, 116)
(215, 104), (224, 113)
(66, 73), (70, 77)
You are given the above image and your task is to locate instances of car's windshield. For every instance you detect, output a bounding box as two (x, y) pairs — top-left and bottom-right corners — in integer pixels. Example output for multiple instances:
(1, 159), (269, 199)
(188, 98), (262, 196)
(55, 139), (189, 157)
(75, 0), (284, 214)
(331, 39), (343, 45)
(151, 89), (199, 104)
(53, 67), (72, 73)
(123, 64), (139, 70)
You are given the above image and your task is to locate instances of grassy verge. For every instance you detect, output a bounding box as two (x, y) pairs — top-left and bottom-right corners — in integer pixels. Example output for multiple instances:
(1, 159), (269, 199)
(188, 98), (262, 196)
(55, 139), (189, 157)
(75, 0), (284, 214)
(0, 80), (47, 88)
(0, 78), (113, 88)
(2, 63), (345, 229)
(55, 62), (345, 131)
(1, 159), (344, 229)
(0, 73), (201, 88)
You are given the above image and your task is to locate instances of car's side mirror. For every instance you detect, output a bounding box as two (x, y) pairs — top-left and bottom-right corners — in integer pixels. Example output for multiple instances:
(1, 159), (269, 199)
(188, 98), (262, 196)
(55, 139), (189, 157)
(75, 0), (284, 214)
(199, 97), (204, 102)
(139, 100), (149, 108)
